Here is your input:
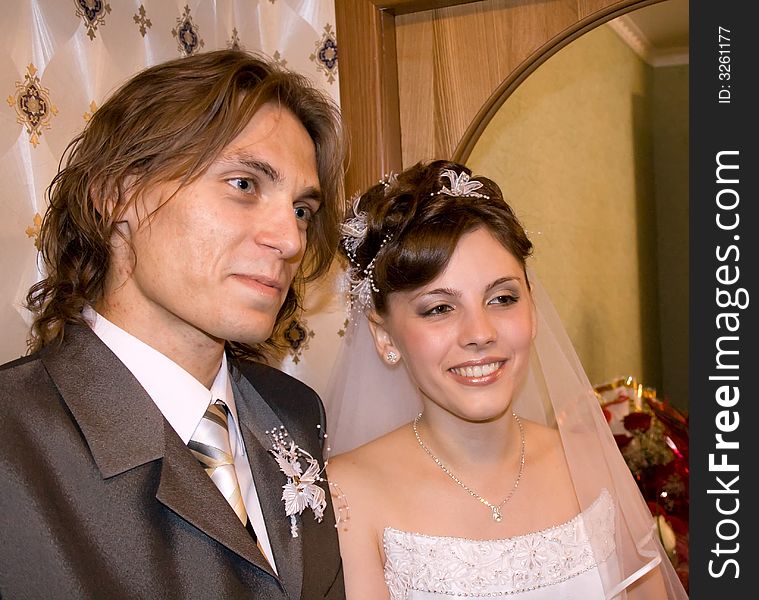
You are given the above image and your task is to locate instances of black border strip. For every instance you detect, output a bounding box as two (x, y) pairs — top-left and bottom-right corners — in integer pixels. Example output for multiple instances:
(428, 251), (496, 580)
(690, 2), (756, 597)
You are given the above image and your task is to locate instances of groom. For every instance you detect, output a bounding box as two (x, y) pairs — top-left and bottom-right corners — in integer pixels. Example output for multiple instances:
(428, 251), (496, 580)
(0, 50), (345, 599)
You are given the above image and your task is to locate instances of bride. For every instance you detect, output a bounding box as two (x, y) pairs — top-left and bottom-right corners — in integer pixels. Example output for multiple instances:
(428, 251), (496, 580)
(324, 161), (687, 599)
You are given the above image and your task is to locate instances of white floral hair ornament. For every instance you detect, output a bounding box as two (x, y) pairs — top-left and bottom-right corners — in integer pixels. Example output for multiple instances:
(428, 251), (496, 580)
(435, 169), (489, 199)
(340, 192), (392, 315)
(267, 426), (327, 538)
(340, 193), (368, 256)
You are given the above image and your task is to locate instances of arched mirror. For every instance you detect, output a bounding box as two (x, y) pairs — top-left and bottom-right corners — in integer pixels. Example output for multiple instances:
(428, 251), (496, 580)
(461, 0), (688, 410)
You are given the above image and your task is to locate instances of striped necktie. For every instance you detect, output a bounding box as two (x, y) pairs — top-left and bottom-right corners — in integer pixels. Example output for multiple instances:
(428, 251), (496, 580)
(188, 400), (248, 525)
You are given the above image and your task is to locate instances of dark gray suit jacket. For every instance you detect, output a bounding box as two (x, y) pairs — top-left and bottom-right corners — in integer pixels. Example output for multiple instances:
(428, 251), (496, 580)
(0, 325), (345, 599)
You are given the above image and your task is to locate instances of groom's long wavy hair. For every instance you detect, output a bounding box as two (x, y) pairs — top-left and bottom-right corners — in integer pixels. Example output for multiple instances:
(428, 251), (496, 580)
(26, 49), (345, 358)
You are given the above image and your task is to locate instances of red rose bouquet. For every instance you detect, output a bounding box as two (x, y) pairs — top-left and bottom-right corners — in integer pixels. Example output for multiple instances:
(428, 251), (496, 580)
(596, 377), (689, 591)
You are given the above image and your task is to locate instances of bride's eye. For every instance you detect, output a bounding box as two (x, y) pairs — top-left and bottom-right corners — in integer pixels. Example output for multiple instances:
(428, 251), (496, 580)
(422, 304), (453, 317)
(489, 294), (518, 306)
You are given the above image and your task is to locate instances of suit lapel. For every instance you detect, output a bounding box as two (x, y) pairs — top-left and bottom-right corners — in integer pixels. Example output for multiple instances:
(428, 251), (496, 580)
(155, 421), (276, 576)
(233, 373), (304, 600)
(40, 324), (163, 477)
(41, 326), (282, 585)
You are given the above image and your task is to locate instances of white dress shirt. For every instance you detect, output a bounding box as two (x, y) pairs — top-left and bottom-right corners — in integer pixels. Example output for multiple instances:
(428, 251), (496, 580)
(85, 307), (277, 572)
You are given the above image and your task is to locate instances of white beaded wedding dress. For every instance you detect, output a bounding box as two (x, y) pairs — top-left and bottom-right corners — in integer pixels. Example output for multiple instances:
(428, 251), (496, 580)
(383, 490), (612, 599)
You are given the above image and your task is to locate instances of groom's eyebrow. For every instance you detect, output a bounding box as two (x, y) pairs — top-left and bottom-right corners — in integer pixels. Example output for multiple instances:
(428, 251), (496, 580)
(219, 151), (323, 205)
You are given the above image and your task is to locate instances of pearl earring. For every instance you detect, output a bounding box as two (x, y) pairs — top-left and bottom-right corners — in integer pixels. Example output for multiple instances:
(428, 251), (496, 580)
(386, 351), (399, 364)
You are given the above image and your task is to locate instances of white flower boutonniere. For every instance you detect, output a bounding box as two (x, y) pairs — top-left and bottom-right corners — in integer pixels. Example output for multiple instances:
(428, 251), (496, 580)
(267, 426), (327, 538)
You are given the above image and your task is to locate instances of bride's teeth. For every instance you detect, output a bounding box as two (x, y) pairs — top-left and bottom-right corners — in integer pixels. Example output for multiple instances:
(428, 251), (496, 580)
(452, 362), (500, 377)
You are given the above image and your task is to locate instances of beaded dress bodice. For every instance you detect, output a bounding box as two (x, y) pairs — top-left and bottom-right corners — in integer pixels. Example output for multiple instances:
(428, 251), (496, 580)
(382, 489), (614, 599)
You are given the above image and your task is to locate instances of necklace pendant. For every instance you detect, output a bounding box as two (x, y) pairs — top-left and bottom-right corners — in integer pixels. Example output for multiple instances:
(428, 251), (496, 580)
(414, 413), (525, 526)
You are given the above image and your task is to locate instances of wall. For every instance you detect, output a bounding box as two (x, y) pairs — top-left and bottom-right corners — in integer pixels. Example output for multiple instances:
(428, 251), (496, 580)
(652, 64), (689, 409)
(467, 23), (663, 390)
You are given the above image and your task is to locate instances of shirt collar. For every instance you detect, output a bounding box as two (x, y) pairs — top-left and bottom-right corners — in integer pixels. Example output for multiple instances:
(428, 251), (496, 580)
(83, 307), (241, 446)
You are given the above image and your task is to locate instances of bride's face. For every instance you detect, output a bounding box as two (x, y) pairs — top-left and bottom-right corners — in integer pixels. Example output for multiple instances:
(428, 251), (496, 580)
(370, 227), (536, 422)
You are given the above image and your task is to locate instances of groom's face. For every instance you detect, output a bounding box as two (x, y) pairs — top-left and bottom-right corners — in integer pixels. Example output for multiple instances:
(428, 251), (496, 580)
(115, 102), (321, 347)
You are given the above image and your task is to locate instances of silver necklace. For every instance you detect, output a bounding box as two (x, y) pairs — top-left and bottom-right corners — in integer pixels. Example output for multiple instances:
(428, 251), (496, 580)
(412, 412), (525, 523)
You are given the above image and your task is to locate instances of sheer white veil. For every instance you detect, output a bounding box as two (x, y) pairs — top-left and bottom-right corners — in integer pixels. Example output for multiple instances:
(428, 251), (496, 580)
(323, 270), (687, 599)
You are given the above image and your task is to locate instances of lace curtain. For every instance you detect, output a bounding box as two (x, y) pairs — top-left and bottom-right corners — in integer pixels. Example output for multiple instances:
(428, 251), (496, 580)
(1, 0), (347, 400)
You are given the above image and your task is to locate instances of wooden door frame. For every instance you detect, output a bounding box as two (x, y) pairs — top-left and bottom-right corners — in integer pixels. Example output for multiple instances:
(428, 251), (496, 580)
(335, 0), (662, 195)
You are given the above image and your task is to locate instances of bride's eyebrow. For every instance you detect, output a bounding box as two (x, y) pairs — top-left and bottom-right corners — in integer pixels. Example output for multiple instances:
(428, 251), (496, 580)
(485, 277), (522, 293)
(413, 287), (460, 301)
(410, 276), (523, 302)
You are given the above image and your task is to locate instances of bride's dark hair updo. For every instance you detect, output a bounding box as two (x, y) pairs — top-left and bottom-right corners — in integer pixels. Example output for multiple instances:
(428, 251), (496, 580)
(341, 160), (533, 315)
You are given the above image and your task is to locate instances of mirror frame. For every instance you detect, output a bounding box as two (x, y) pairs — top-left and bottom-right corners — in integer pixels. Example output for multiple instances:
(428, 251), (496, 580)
(452, 0), (667, 162)
(336, 0), (666, 193)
